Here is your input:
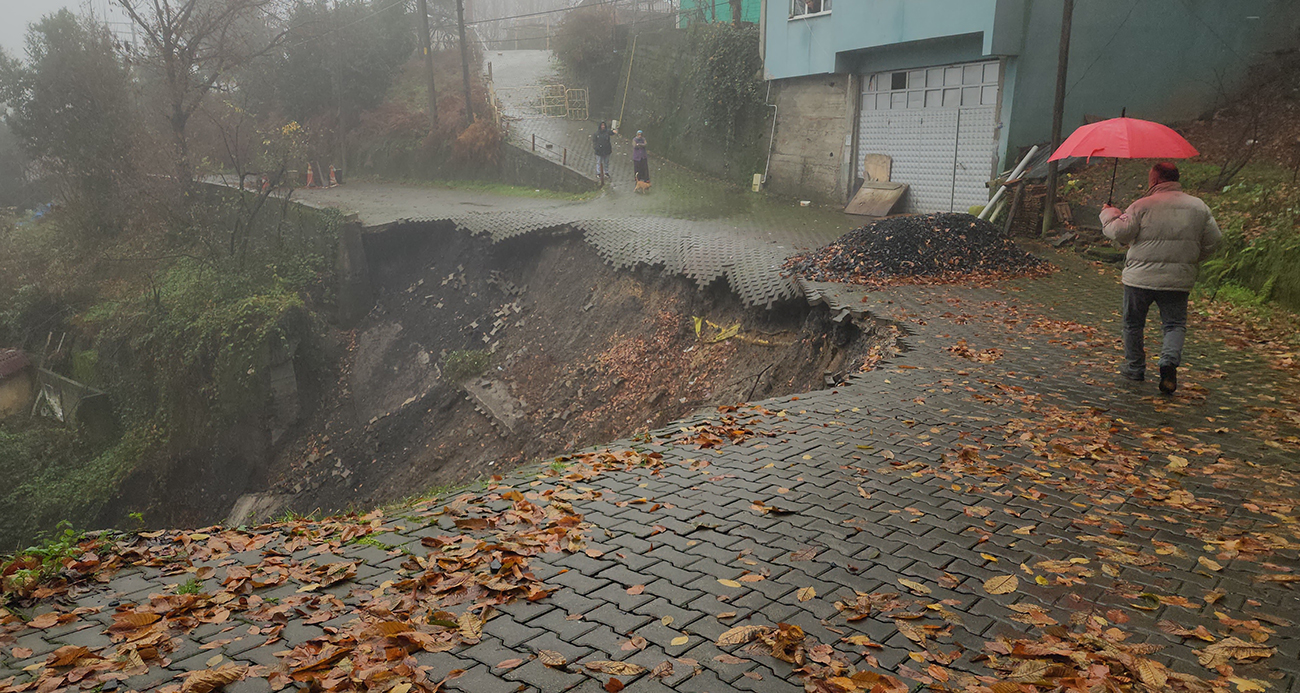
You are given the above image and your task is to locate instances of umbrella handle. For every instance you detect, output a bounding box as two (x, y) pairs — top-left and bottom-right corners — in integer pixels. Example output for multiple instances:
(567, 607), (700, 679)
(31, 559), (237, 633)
(1107, 109), (1126, 206)
(1107, 158), (1118, 206)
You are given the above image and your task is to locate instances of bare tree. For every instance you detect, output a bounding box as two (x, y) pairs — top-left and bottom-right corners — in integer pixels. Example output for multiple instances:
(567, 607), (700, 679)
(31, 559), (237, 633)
(199, 92), (306, 263)
(115, 0), (289, 182)
(1202, 67), (1262, 192)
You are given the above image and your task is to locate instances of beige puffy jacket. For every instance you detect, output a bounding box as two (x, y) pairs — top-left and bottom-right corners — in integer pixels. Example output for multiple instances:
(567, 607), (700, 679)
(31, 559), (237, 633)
(1100, 181), (1223, 292)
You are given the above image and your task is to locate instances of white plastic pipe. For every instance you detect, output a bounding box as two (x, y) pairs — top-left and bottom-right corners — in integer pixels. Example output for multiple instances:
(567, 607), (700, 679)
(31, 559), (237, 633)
(979, 145), (1039, 220)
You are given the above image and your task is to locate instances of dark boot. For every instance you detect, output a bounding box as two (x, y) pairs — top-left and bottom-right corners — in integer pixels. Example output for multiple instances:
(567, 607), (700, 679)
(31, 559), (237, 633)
(1159, 365), (1177, 394)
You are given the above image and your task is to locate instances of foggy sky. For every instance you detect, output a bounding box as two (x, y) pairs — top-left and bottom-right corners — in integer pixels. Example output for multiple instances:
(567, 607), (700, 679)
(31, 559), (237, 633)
(0, 0), (131, 59)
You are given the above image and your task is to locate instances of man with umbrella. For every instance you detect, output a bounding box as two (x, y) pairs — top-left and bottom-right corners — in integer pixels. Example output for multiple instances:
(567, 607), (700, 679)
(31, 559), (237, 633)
(1051, 115), (1222, 395)
(1100, 162), (1222, 394)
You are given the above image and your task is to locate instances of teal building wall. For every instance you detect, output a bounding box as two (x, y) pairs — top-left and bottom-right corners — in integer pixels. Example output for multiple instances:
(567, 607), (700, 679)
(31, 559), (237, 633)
(763, 0), (1300, 166)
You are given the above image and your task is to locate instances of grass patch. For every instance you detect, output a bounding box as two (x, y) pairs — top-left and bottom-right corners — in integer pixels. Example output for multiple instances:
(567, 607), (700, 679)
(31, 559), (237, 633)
(350, 535), (397, 551)
(177, 577), (204, 595)
(350, 174), (600, 201)
(443, 349), (491, 383)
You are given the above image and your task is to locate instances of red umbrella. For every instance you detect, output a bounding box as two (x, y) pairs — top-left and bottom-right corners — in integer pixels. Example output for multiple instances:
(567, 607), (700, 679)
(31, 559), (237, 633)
(1049, 115), (1198, 204)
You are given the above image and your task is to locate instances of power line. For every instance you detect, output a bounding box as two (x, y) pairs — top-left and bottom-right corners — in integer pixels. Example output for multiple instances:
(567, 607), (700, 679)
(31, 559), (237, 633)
(467, 0), (630, 26)
(1064, 0), (1138, 98)
(475, 0), (735, 34)
(467, 0), (711, 27)
(281, 0), (411, 49)
(1178, 0), (1252, 66)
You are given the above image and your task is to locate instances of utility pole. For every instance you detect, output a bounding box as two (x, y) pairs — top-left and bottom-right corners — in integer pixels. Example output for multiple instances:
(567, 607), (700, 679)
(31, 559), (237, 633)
(1041, 0), (1073, 236)
(457, 0), (474, 127)
(417, 0), (438, 129)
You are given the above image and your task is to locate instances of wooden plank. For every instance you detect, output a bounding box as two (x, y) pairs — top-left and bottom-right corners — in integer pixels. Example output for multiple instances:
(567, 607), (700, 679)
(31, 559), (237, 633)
(845, 181), (907, 217)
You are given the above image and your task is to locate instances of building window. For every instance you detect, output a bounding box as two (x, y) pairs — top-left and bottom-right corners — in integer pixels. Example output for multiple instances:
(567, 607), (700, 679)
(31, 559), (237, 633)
(861, 60), (999, 111)
(790, 0), (830, 19)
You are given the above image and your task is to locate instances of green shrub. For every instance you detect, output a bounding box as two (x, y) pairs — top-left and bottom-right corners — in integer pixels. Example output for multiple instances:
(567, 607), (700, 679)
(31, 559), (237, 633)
(1198, 179), (1300, 313)
(443, 350), (490, 383)
(1, 520), (83, 598)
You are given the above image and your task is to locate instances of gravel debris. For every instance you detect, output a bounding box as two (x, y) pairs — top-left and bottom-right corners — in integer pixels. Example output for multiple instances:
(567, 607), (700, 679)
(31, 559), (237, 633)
(784, 213), (1051, 286)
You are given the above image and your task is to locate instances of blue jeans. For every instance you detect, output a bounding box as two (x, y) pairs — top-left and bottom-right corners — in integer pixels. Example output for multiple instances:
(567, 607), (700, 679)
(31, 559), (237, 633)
(596, 155), (610, 179)
(1122, 285), (1189, 377)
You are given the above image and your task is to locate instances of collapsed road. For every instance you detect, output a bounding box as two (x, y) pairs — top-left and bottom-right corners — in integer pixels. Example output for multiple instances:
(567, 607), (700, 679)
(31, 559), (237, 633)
(228, 223), (898, 523)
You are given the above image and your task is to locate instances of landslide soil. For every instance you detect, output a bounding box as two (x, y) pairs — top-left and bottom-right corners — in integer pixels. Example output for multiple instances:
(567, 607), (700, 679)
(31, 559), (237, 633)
(257, 224), (893, 519)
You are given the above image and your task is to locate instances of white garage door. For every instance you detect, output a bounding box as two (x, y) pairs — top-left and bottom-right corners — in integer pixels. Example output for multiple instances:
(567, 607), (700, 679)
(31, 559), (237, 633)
(857, 60), (1001, 214)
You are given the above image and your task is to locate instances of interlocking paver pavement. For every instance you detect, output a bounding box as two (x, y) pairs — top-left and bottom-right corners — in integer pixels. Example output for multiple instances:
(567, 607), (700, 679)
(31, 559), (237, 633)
(4, 242), (1298, 691)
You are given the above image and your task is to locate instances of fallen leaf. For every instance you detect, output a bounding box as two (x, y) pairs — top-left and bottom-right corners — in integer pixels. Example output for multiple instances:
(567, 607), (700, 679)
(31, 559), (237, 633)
(897, 578), (930, 595)
(605, 679), (624, 693)
(495, 658), (524, 670)
(1198, 556), (1223, 572)
(626, 585), (645, 595)
(457, 611), (482, 640)
(661, 616), (673, 627)
(670, 635), (690, 647)
(717, 579), (742, 588)
(796, 586), (816, 602)
(789, 547), (817, 561)
(27, 612), (61, 629)
(716, 625), (768, 647)
(111, 612), (161, 629)
(47, 646), (93, 667)
(538, 650), (567, 668)
(1009, 659), (1050, 683)
(181, 663), (247, 693)
(1196, 637), (1276, 668)
(585, 661), (647, 676)
(983, 575), (1018, 595)
(1137, 659), (1168, 689)
(1228, 677), (1270, 692)
(650, 661), (673, 678)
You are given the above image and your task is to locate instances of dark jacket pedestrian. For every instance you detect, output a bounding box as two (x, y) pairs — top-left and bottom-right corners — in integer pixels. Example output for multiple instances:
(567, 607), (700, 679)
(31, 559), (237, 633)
(632, 130), (650, 183)
(592, 121), (612, 184)
(1100, 162), (1222, 395)
(592, 123), (612, 157)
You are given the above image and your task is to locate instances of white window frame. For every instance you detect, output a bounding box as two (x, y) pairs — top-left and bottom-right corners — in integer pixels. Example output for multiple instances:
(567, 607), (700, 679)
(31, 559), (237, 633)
(789, 0), (830, 20)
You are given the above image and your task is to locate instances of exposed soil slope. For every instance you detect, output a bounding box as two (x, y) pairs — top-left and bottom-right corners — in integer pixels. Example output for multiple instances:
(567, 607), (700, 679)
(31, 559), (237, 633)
(243, 225), (893, 520)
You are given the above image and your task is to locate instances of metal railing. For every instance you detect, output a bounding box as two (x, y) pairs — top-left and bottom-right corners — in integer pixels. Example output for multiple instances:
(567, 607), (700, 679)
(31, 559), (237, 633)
(526, 132), (569, 166)
(494, 84), (589, 120)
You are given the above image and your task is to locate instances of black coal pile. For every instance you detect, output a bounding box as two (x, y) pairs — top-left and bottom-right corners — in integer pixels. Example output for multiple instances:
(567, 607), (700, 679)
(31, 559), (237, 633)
(785, 213), (1050, 286)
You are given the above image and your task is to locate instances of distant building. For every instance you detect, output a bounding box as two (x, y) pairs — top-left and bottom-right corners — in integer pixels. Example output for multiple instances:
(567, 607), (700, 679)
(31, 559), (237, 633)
(0, 349), (35, 418)
(759, 0), (1300, 210)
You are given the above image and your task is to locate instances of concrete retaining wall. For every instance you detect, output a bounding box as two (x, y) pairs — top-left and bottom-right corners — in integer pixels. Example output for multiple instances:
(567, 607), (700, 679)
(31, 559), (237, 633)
(766, 74), (855, 204)
(499, 142), (601, 194)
